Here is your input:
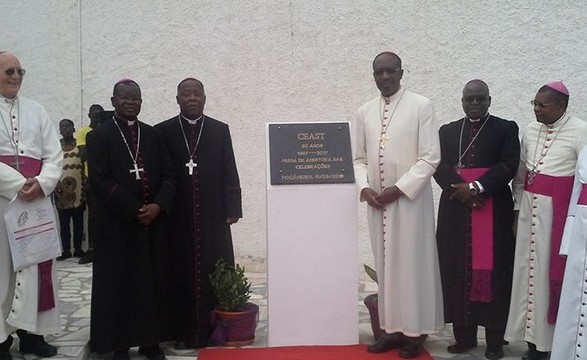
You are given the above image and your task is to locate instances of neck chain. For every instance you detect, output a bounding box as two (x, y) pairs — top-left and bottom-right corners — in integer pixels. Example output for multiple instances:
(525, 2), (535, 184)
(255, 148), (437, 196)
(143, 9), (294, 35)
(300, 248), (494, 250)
(112, 116), (143, 180)
(0, 97), (21, 171)
(378, 88), (406, 150)
(527, 114), (568, 185)
(457, 113), (490, 171)
(178, 114), (205, 175)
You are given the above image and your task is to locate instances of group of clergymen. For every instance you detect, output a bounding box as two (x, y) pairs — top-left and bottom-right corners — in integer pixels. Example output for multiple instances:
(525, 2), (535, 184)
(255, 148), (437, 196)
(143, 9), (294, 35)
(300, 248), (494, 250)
(0, 51), (242, 360)
(355, 51), (587, 360)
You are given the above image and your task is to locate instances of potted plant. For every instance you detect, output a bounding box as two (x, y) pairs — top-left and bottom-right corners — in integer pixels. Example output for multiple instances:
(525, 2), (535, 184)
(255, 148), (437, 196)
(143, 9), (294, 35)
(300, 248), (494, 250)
(209, 259), (259, 346)
(363, 264), (384, 341)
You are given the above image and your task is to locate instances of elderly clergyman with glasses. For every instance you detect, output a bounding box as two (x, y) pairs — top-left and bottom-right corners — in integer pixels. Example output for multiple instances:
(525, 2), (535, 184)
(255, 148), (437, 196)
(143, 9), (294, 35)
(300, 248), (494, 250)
(0, 51), (62, 360)
(503, 81), (587, 360)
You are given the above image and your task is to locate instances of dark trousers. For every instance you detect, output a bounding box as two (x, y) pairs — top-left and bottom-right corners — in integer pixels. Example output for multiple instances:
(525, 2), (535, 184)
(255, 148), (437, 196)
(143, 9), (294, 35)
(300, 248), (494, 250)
(453, 325), (504, 349)
(57, 204), (85, 252)
(86, 189), (97, 251)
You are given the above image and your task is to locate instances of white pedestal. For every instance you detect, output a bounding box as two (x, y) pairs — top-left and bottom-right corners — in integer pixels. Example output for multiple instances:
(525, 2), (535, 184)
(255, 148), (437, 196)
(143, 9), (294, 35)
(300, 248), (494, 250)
(266, 182), (358, 346)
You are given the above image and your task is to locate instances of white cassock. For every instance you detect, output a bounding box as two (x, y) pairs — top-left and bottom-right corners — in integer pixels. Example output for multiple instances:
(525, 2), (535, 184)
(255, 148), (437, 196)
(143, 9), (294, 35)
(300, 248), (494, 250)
(0, 96), (62, 340)
(354, 87), (444, 336)
(552, 145), (587, 360)
(505, 113), (587, 352)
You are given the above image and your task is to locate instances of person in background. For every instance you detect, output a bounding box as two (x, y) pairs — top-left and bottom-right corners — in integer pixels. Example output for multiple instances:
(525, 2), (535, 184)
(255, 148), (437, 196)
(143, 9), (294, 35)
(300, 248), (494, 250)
(55, 118), (86, 261)
(76, 104), (104, 265)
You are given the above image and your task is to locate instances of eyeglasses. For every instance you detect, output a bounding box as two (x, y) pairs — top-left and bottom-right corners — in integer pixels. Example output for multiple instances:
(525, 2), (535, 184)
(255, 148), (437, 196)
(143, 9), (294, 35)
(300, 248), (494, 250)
(463, 96), (490, 103)
(530, 100), (554, 108)
(373, 67), (402, 76)
(4, 68), (26, 77)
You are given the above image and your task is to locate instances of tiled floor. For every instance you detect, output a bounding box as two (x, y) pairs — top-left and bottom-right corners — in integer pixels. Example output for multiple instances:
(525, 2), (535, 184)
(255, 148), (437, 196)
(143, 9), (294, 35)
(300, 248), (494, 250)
(4, 260), (529, 360)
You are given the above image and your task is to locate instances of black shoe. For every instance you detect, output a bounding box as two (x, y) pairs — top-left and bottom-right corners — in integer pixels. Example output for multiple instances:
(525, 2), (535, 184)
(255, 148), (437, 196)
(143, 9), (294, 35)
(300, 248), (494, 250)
(112, 350), (130, 360)
(18, 335), (57, 357)
(399, 342), (423, 359)
(485, 346), (504, 360)
(173, 341), (203, 350)
(521, 350), (550, 360)
(447, 342), (477, 354)
(0, 351), (11, 360)
(138, 345), (166, 360)
(0, 336), (13, 360)
(56, 251), (72, 261)
(73, 249), (85, 258)
(367, 332), (404, 353)
(78, 252), (93, 264)
(174, 342), (188, 350)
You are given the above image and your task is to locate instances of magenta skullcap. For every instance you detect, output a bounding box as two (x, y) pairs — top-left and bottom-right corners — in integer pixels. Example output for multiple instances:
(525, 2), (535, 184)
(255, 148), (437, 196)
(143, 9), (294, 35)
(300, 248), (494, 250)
(546, 80), (569, 96)
(115, 78), (136, 85)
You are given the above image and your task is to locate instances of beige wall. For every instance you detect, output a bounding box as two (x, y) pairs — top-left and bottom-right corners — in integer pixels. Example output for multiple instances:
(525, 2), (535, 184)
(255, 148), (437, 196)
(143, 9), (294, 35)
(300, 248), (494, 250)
(3, 0), (587, 275)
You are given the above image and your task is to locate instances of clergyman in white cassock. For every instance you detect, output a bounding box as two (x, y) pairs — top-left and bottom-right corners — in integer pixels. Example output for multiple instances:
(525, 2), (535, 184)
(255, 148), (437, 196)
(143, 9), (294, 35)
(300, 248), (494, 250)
(551, 144), (587, 360)
(354, 51), (443, 359)
(505, 81), (587, 358)
(0, 51), (62, 359)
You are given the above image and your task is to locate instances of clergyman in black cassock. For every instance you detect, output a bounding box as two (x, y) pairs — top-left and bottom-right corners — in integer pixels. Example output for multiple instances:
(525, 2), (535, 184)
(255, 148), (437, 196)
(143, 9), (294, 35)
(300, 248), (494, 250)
(87, 80), (175, 360)
(155, 78), (242, 348)
(433, 80), (519, 359)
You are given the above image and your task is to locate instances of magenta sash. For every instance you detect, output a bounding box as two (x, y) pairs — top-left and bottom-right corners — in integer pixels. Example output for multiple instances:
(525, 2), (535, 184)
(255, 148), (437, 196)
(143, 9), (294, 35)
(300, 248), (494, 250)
(0, 155), (55, 312)
(459, 168), (493, 303)
(524, 172), (573, 324)
(578, 184), (587, 206)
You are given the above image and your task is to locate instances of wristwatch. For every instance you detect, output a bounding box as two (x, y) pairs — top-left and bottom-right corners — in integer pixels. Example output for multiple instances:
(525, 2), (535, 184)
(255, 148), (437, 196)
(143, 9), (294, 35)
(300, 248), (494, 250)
(468, 182), (480, 196)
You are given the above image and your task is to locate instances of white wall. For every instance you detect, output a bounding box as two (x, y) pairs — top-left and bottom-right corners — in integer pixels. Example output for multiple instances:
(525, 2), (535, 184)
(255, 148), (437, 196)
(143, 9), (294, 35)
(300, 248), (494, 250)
(3, 0), (587, 275)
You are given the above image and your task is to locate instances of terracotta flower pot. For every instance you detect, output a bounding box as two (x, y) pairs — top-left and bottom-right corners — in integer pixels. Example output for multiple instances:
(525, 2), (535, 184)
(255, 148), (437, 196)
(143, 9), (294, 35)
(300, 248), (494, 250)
(363, 293), (384, 341)
(212, 303), (259, 346)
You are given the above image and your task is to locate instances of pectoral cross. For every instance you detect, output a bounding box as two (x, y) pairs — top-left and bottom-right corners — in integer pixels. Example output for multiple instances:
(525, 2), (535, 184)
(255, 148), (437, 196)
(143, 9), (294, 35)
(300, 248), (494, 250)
(379, 134), (390, 150)
(129, 163), (144, 180)
(185, 158), (197, 175)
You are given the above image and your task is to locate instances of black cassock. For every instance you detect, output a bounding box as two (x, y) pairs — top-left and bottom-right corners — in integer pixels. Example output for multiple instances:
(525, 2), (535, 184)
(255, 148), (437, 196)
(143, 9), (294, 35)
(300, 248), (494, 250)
(87, 118), (176, 353)
(156, 115), (242, 347)
(434, 115), (519, 329)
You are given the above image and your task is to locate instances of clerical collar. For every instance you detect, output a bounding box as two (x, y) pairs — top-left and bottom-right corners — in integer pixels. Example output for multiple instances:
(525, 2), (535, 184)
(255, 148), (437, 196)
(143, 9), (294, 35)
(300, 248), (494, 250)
(114, 115), (137, 127)
(547, 112), (568, 128)
(467, 112), (490, 123)
(381, 86), (403, 105)
(181, 113), (203, 125)
(0, 94), (18, 105)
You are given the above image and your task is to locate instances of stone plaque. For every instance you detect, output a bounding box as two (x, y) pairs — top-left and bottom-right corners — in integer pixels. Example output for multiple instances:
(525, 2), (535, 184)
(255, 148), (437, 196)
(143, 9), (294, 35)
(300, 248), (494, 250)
(268, 122), (355, 185)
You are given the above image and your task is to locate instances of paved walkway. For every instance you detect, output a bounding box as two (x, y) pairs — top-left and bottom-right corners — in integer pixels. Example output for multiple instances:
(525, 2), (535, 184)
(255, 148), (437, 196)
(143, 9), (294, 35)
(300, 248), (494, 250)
(6, 260), (528, 360)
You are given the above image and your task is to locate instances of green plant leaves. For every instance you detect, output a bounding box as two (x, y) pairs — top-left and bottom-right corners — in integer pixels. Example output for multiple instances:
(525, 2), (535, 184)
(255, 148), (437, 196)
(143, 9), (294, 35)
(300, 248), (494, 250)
(209, 259), (252, 311)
